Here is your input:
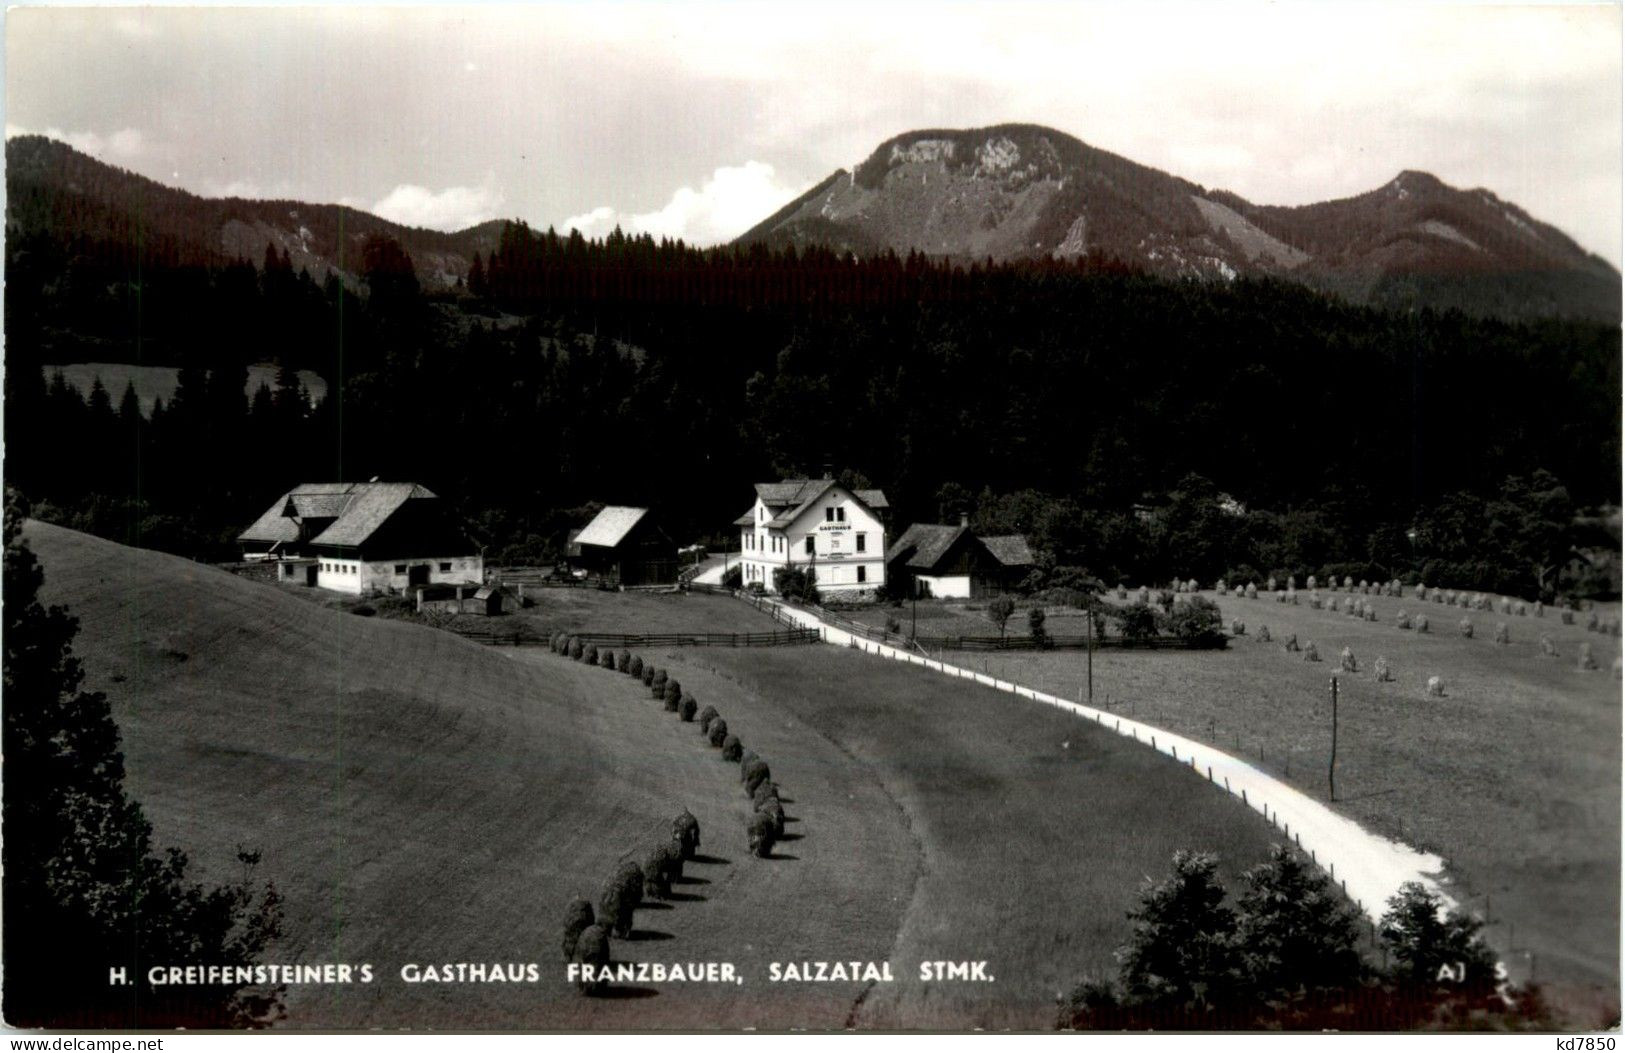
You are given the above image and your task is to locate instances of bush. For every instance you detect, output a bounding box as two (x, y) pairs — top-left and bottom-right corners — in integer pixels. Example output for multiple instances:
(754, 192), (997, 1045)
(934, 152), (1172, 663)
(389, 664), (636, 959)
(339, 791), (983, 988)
(672, 809), (700, 859)
(1303, 641), (1320, 662)
(352, 604), (376, 617)
(583, 644), (598, 665)
(629, 655), (644, 677)
(1338, 647), (1357, 672)
(1459, 618), (1473, 639)
(1257, 625), (1271, 643)
(568, 637), (584, 660)
(1117, 850), (1241, 1011)
(721, 734), (743, 762)
(572, 924), (610, 994)
(1494, 622), (1510, 645)
(679, 695), (697, 722)
(885, 615), (901, 634)
(1375, 657), (1394, 682)
(1578, 643), (1598, 671)
(561, 898), (595, 962)
(1283, 633), (1299, 652)
(1426, 676), (1445, 698)
(1414, 614), (1429, 633)
(698, 705), (719, 733)
(662, 680), (681, 711)
(1379, 882), (1498, 995)
(747, 810), (778, 857)
(708, 719), (729, 747)
(1166, 596), (1225, 648)
(744, 761), (771, 798)
(617, 650), (631, 673)
(1113, 602), (1162, 644)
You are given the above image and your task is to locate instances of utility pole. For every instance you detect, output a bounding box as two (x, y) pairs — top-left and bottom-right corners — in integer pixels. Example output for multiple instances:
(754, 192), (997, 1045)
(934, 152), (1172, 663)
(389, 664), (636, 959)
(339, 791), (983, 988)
(1328, 674), (1339, 802)
(1085, 594), (1094, 705)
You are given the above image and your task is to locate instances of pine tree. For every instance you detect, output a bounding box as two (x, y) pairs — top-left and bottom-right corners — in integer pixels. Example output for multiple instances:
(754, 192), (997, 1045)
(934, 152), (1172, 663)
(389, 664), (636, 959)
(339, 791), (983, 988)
(2, 490), (284, 1027)
(1234, 845), (1365, 1004)
(1118, 850), (1242, 1014)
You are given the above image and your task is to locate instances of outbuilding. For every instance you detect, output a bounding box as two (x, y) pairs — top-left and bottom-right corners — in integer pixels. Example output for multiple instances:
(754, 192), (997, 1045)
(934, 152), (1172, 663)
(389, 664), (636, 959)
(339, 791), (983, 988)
(886, 521), (1033, 598)
(572, 506), (679, 586)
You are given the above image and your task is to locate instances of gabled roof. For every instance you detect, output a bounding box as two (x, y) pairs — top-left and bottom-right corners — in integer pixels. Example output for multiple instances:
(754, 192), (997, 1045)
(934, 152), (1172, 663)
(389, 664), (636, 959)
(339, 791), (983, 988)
(981, 534), (1035, 567)
(238, 482), (438, 547)
(575, 506), (649, 549)
(885, 523), (969, 570)
(744, 477), (890, 530)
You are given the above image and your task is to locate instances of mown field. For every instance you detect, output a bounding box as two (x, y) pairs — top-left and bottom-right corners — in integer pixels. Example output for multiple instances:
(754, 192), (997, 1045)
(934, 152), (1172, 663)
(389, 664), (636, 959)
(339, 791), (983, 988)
(31, 523), (1290, 1030)
(933, 588), (1620, 1028)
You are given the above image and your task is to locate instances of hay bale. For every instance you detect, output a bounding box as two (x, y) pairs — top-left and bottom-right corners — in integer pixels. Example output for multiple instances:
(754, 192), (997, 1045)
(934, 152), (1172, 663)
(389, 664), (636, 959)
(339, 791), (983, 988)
(1534, 601), (1544, 618)
(1515, 602), (1528, 617)
(741, 755), (767, 787)
(1426, 676), (1445, 698)
(662, 680), (681, 712)
(650, 669), (668, 697)
(1283, 633), (1300, 652)
(1245, 583), (1258, 599)
(1365, 607), (1377, 622)
(1327, 597), (1340, 613)
(568, 637), (584, 660)
(641, 845), (673, 900)
(1578, 643), (1599, 671)
(1540, 634), (1558, 657)
(1231, 619), (1246, 637)
(1414, 584), (1427, 601)
(1306, 575), (1318, 590)
(744, 762), (772, 799)
(1396, 609), (1411, 629)
(1267, 576), (1277, 593)
(1613, 657), (1622, 680)
(752, 780), (781, 808)
(1287, 575), (1297, 591)
(1216, 579), (1228, 595)
(1587, 611), (1600, 632)
(1339, 646), (1357, 672)
(629, 655), (644, 678)
(1117, 585), (1128, 600)
(722, 734), (743, 762)
(672, 809), (700, 859)
(1374, 657), (1394, 682)
(1276, 590), (1286, 604)
(572, 925), (610, 994)
(616, 650), (631, 673)
(1499, 597), (1512, 615)
(698, 705), (719, 732)
(561, 898), (595, 962)
(1344, 576), (1354, 591)
(1494, 622), (1510, 646)
(1415, 614), (1429, 633)
(680, 695), (697, 722)
(583, 644), (599, 665)
(641, 664), (656, 687)
(1309, 591), (1322, 610)
(1303, 641), (1320, 662)
(708, 719), (729, 747)
(600, 648), (616, 669)
(747, 810), (778, 857)
(1257, 625), (1272, 643)
(1459, 618), (1474, 639)
(755, 796), (786, 838)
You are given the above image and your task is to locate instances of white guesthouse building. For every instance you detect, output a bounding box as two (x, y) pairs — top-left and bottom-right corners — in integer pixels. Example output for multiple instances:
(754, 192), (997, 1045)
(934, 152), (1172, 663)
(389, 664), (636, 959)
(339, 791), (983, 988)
(734, 478), (888, 595)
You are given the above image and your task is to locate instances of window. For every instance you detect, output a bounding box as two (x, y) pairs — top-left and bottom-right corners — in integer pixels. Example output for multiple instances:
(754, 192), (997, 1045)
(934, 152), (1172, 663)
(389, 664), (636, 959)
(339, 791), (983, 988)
(395, 564), (407, 573)
(439, 562), (452, 572)
(857, 566), (867, 583)
(856, 534), (866, 553)
(805, 536), (815, 555)
(826, 507), (834, 522)
(837, 507), (846, 522)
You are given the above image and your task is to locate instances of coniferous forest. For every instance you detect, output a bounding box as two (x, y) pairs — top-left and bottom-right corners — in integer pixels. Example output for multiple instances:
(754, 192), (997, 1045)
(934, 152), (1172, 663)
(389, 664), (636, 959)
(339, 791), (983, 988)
(5, 215), (1620, 599)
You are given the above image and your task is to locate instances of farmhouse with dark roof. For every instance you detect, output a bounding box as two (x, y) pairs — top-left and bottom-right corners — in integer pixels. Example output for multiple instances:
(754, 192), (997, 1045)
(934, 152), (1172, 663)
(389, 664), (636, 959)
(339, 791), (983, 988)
(735, 477), (888, 594)
(238, 481), (482, 594)
(886, 519), (1033, 598)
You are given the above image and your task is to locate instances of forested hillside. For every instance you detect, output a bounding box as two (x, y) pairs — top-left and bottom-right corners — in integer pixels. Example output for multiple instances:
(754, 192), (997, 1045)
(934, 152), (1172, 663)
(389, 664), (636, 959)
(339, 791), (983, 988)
(6, 205), (1619, 598)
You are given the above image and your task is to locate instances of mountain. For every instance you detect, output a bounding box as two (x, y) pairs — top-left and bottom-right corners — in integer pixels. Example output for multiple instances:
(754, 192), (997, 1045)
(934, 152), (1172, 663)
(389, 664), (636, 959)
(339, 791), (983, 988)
(737, 124), (1621, 322)
(5, 135), (503, 289)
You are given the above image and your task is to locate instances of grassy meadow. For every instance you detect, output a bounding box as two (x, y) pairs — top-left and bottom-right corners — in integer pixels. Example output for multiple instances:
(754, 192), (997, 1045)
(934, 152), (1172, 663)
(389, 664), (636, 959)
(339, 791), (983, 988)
(924, 588), (1621, 1027)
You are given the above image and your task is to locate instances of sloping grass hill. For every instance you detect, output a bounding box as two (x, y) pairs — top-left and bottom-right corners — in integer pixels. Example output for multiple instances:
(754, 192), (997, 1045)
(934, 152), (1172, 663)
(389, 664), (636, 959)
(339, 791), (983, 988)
(26, 522), (912, 1029)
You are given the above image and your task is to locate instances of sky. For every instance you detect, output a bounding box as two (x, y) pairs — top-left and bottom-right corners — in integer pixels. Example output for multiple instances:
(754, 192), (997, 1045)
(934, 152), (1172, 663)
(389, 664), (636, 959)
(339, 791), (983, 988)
(6, 2), (1621, 266)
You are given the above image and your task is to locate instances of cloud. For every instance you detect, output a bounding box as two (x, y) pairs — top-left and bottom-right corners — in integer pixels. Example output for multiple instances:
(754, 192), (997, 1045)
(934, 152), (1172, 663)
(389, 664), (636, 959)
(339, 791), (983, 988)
(562, 161), (804, 246)
(370, 183), (504, 231)
(8, 123), (149, 162)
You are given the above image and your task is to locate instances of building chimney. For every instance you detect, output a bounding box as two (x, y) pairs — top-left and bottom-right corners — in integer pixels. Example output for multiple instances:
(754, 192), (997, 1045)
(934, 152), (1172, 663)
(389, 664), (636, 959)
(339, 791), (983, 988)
(959, 512), (969, 528)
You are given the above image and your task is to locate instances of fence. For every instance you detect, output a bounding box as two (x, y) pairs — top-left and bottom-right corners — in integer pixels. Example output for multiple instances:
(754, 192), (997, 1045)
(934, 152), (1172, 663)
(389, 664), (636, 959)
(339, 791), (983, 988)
(451, 622), (818, 648)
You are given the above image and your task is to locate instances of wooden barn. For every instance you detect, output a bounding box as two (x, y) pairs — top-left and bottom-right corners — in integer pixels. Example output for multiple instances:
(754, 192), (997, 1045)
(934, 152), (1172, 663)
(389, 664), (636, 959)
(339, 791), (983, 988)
(571, 506), (678, 586)
(237, 481), (482, 595)
(886, 521), (1033, 598)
